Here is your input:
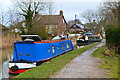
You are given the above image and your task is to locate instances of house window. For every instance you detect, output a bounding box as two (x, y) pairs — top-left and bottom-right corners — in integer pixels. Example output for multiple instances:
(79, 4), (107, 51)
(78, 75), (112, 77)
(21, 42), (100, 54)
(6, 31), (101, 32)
(47, 25), (57, 34)
(52, 46), (55, 54)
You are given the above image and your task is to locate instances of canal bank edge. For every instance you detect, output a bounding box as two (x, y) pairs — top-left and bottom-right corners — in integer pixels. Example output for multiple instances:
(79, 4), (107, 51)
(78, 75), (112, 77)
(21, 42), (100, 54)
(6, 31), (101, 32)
(14, 43), (100, 78)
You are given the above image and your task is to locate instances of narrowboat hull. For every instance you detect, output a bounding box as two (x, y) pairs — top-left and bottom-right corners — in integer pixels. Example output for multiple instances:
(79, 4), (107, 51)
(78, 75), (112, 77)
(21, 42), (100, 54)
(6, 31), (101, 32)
(9, 62), (36, 74)
(77, 39), (102, 46)
(9, 39), (74, 74)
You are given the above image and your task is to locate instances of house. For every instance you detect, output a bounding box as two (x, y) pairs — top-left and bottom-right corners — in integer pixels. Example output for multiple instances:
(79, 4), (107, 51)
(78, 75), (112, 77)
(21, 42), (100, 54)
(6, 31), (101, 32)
(69, 24), (84, 33)
(34, 10), (68, 35)
(68, 19), (82, 27)
(33, 10), (68, 35)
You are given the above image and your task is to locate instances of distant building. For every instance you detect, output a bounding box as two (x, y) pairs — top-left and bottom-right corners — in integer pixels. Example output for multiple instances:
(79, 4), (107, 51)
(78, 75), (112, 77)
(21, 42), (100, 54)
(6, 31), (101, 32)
(69, 24), (84, 33)
(68, 19), (82, 27)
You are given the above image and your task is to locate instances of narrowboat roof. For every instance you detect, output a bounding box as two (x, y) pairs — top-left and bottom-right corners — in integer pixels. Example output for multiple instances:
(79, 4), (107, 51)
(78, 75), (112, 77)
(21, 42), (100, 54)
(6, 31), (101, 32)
(15, 39), (70, 44)
(21, 35), (39, 37)
(84, 33), (92, 35)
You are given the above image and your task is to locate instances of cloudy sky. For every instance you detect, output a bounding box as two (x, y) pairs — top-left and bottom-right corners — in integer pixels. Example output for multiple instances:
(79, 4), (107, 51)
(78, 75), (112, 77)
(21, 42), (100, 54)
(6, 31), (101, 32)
(0, 0), (103, 24)
(55, 2), (101, 22)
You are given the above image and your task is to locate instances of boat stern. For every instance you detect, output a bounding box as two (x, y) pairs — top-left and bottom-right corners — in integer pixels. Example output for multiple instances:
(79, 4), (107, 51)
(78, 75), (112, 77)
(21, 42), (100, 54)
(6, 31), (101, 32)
(9, 62), (36, 74)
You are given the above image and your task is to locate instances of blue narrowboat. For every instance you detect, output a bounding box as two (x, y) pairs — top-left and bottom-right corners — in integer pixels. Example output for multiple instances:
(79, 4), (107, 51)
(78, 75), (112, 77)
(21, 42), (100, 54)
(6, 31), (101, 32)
(9, 35), (74, 74)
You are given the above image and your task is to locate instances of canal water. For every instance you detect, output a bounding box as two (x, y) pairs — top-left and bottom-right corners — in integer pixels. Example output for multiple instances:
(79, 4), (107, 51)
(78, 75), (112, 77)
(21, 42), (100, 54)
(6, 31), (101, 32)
(0, 47), (13, 79)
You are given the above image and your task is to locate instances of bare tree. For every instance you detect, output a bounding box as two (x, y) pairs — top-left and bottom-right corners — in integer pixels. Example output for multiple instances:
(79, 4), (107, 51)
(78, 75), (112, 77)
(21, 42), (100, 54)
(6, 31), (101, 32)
(0, 9), (8, 26)
(100, 0), (119, 23)
(13, 0), (46, 34)
(81, 9), (105, 34)
(45, 0), (56, 15)
(7, 8), (20, 27)
(81, 10), (95, 23)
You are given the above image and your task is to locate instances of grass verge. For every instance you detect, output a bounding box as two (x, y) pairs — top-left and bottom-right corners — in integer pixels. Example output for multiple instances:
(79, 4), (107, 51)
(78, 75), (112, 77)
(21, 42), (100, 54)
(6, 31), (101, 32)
(15, 43), (100, 78)
(92, 45), (119, 78)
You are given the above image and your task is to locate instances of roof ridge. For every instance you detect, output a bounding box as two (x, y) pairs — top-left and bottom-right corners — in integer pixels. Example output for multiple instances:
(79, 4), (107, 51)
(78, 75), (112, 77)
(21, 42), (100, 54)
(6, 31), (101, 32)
(40, 15), (60, 16)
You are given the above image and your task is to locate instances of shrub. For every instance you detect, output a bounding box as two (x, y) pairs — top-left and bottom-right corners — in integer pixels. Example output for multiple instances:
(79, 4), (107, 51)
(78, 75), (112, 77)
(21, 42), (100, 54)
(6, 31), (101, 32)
(105, 21), (120, 54)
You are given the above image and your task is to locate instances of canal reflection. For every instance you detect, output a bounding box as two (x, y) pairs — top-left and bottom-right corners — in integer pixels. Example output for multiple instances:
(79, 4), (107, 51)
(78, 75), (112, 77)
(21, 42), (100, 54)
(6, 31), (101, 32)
(0, 47), (13, 79)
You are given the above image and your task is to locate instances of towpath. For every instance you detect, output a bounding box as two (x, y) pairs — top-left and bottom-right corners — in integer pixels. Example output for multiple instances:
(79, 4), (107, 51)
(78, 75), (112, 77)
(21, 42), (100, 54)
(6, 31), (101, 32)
(51, 43), (106, 78)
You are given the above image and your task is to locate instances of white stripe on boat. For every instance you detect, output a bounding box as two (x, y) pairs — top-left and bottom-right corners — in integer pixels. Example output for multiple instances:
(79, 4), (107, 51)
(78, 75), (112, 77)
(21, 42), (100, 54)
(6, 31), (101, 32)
(9, 63), (36, 69)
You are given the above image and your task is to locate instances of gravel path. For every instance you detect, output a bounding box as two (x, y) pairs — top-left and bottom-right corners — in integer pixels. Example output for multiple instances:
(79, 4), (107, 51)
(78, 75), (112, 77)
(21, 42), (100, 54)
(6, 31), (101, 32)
(51, 43), (106, 78)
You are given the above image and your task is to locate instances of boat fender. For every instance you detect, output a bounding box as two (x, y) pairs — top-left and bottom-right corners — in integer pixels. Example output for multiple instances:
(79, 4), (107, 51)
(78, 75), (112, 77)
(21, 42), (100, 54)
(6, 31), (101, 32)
(10, 65), (19, 72)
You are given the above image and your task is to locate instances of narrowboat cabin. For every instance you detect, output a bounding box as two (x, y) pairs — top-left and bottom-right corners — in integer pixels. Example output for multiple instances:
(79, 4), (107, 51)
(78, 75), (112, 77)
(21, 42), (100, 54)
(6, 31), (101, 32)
(9, 35), (74, 74)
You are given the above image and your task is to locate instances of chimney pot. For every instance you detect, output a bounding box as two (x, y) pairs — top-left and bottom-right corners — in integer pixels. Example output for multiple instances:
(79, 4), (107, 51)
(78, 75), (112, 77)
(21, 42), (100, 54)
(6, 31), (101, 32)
(59, 10), (63, 15)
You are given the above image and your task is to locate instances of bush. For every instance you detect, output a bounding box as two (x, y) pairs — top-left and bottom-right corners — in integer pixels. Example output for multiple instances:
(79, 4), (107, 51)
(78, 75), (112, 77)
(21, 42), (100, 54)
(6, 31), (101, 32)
(105, 21), (120, 54)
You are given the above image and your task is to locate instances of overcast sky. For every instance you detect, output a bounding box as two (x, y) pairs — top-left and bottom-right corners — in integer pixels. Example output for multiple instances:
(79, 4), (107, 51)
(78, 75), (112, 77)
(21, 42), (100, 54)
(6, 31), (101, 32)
(0, 0), (103, 24)
(55, 2), (101, 23)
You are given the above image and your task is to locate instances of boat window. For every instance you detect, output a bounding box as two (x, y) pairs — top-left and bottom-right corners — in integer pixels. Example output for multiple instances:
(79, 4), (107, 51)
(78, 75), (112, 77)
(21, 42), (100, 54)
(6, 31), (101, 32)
(26, 53), (30, 56)
(48, 48), (50, 53)
(88, 37), (92, 40)
(66, 43), (70, 48)
(85, 36), (88, 40)
(96, 37), (100, 39)
(92, 37), (95, 39)
(57, 46), (60, 50)
(62, 44), (64, 50)
(52, 46), (55, 54)
(20, 53), (23, 56)
(96, 37), (98, 39)
(95, 37), (97, 39)
(81, 36), (85, 39)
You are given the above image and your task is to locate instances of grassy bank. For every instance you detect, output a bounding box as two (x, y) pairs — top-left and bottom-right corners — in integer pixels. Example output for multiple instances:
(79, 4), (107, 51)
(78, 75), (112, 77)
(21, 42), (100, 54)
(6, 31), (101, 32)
(92, 45), (119, 78)
(15, 43), (100, 78)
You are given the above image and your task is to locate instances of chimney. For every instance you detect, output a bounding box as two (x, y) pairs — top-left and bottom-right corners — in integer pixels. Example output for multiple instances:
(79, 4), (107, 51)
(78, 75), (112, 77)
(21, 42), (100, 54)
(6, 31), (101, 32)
(59, 10), (63, 15)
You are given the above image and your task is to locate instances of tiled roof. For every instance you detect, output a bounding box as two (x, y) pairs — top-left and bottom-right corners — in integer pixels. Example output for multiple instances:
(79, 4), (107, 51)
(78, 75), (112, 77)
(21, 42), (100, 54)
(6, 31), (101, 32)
(70, 24), (84, 29)
(34, 14), (67, 25)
